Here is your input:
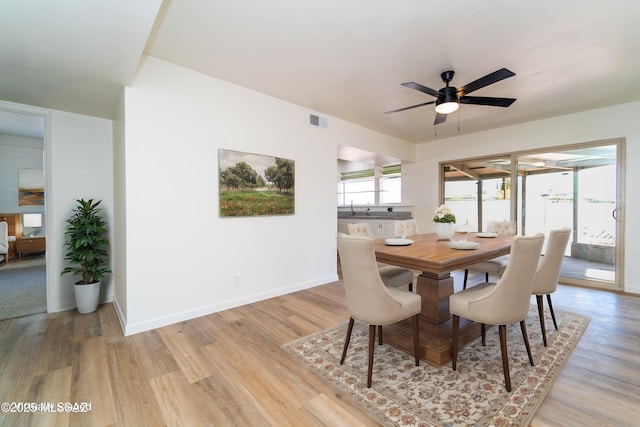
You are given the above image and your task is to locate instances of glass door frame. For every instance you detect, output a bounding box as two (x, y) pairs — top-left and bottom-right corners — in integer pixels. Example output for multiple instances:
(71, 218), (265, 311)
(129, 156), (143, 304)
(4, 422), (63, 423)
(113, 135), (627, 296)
(439, 138), (625, 291)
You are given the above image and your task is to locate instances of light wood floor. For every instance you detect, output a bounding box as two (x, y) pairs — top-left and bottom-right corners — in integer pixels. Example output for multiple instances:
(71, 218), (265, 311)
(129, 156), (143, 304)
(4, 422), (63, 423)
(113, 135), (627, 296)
(0, 273), (638, 426)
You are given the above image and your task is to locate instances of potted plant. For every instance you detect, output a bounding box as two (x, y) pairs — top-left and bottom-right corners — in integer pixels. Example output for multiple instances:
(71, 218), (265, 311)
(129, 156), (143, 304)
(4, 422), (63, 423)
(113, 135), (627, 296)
(62, 198), (111, 313)
(433, 204), (456, 240)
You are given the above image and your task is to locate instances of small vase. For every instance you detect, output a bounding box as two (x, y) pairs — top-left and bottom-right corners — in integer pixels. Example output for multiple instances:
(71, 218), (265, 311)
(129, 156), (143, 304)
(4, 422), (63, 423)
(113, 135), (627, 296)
(435, 222), (456, 240)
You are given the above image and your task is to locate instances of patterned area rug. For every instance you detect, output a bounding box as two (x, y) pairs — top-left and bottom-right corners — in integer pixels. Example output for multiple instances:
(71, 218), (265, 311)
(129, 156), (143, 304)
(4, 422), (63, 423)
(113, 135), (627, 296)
(284, 308), (589, 427)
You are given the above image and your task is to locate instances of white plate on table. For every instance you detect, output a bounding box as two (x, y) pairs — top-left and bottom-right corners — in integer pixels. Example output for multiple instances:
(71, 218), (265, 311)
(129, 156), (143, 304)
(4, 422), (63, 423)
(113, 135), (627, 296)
(476, 232), (498, 238)
(385, 238), (414, 246)
(447, 240), (480, 250)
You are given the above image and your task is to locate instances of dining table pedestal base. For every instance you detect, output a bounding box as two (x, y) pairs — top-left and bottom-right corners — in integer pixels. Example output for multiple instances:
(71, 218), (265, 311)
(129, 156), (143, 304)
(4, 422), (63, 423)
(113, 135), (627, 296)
(415, 271), (455, 324)
(382, 271), (482, 366)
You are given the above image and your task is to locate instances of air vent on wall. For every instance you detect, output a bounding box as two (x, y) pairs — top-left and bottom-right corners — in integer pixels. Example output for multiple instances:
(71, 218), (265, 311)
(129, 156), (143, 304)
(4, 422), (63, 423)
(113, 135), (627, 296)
(309, 113), (329, 129)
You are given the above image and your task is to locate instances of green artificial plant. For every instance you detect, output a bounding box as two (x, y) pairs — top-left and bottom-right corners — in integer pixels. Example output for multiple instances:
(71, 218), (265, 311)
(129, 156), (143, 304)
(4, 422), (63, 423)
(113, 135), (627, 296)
(62, 198), (111, 284)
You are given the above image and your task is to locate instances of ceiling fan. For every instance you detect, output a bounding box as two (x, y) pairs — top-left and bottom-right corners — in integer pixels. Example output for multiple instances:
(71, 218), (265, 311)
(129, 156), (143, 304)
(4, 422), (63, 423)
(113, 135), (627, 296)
(384, 68), (517, 125)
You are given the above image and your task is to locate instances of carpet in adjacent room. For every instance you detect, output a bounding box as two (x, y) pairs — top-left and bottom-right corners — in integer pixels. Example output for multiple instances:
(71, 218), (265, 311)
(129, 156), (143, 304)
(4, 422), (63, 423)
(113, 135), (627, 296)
(0, 264), (46, 320)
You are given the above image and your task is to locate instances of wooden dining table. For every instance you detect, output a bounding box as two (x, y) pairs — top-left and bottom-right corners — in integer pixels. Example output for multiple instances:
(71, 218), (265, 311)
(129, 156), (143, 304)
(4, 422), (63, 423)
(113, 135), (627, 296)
(373, 232), (512, 366)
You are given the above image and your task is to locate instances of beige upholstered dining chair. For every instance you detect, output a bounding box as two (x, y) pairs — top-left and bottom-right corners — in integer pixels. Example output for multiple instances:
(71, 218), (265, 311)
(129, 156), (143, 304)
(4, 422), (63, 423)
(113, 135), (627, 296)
(347, 222), (373, 238)
(463, 220), (517, 289)
(532, 227), (571, 346)
(347, 223), (414, 291)
(337, 234), (421, 388)
(450, 233), (545, 392)
(393, 219), (419, 238)
(0, 221), (8, 265)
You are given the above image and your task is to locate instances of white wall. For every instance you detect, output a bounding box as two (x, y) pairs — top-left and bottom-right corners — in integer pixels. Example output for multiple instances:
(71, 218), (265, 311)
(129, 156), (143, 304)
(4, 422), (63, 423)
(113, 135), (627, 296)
(112, 91), (128, 324)
(407, 101), (640, 294)
(119, 56), (412, 334)
(47, 110), (114, 310)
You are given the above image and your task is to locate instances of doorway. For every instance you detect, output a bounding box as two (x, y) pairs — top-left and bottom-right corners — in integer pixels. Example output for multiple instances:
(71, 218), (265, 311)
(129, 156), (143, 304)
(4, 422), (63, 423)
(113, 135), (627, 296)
(0, 108), (47, 319)
(442, 140), (623, 290)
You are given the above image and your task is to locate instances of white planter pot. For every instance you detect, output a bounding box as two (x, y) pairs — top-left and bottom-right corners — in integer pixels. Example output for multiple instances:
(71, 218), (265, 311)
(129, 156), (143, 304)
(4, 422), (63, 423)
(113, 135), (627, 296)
(74, 281), (101, 314)
(435, 222), (456, 240)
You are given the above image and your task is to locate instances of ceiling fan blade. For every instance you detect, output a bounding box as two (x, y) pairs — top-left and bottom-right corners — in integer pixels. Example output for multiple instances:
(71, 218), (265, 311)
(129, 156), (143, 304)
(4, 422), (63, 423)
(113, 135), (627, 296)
(384, 100), (436, 114)
(457, 68), (515, 95)
(459, 96), (516, 107)
(401, 82), (440, 98)
(434, 112), (447, 125)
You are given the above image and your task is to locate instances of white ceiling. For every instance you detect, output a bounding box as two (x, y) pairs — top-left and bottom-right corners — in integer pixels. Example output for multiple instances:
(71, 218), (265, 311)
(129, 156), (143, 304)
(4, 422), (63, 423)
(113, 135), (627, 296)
(2, 0), (640, 144)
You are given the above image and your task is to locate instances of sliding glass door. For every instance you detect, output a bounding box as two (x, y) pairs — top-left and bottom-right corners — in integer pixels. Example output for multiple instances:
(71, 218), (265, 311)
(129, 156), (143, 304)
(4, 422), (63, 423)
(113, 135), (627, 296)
(442, 140), (623, 290)
(518, 145), (618, 287)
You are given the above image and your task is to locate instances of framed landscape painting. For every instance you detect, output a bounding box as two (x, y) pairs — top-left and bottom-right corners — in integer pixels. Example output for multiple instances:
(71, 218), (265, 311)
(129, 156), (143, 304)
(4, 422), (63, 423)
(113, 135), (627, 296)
(218, 149), (295, 217)
(18, 168), (45, 206)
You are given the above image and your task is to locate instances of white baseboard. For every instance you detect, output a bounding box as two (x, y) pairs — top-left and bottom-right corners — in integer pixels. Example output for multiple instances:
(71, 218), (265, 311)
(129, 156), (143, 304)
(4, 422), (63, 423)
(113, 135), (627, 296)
(111, 296), (127, 334)
(122, 274), (339, 336)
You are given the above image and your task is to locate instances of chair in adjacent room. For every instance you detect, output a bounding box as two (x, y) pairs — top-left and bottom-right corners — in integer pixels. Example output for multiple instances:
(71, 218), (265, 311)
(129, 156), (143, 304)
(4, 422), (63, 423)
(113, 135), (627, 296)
(347, 222), (414, 291)
(337, 234), (421, 388)
(393, 219), (420, 238)
(463, 220), (517, 289)
(0, 221), (8, 265)
(347, 222), (374, 238)
(450, 233), (545, 392)
(532, 227), (571, 346)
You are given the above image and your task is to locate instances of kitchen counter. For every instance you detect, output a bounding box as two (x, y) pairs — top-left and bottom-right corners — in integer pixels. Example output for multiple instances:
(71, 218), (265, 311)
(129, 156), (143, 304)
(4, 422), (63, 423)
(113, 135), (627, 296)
(337, 211), (412, 220)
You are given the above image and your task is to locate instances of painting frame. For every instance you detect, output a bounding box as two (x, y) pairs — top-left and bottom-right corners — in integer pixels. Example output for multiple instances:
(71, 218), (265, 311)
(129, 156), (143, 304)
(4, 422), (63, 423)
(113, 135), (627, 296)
(218, 148), (295, 217)
(18, 168), (45, 206)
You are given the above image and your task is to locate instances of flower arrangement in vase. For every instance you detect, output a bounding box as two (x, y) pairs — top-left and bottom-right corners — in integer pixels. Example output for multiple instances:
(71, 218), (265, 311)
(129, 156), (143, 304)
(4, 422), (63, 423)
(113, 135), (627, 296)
(433, 204), (456, 240)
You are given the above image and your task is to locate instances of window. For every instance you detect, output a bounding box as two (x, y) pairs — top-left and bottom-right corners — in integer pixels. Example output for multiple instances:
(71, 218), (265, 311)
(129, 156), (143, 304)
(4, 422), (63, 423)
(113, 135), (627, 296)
(380, 165), (402, 204)
(338, 165), (401, 205)
(442, 158), (512, 232)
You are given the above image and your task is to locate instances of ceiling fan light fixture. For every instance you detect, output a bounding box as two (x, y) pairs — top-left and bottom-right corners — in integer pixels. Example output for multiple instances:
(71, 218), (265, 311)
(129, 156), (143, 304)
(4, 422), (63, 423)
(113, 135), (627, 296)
(435, 86), (459, 114)
(435, 100), (459, 114)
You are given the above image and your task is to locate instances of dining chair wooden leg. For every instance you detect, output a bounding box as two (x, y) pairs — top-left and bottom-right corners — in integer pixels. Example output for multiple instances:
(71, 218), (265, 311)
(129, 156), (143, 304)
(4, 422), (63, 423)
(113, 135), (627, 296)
(463, 269), (469, 289)
(481, 323), (486, 346)
(377, 325), (383, 345)
(451, 315), (460, 371)
(367, 324), (376, 388)
(340, 318), (355, 364)
(498, 324), (511, 392)
(536, 295), (548, 346)
(520, 320), (535, 366)
(412, 314), (420, 366)
(547, 294), (558, 330)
